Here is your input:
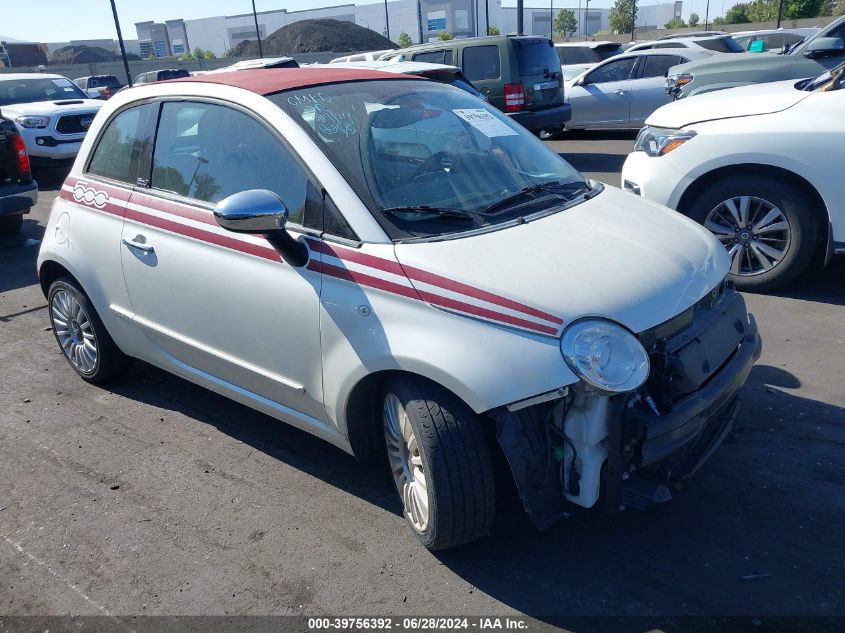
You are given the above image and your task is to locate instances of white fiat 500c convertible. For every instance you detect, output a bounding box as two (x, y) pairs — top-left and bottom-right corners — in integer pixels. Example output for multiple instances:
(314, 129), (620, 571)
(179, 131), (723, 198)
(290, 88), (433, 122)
(38, 68), (761, 550)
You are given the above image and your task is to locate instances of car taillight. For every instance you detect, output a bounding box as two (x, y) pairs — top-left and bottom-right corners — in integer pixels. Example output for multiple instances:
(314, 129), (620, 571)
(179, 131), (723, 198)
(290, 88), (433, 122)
(102, 87), (111, 98)
(504, 83), (525, 112)
(12, 134), (31, 181)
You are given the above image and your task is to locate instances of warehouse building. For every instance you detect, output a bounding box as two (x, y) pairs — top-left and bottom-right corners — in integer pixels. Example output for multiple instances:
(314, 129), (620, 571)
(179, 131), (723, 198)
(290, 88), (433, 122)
(135, 1), (683, 58)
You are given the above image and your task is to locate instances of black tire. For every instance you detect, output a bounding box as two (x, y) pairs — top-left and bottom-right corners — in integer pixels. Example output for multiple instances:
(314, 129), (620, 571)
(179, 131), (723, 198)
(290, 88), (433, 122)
(686, 174), (820, 292)
(0, 214), (23, 235)
(382, 377), (495, 550)
(47, 277), (133, 383)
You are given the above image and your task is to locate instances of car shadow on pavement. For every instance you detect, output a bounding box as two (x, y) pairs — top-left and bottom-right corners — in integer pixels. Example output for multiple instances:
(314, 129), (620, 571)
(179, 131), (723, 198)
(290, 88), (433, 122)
(430, 363), (845, 621)
(765, 257), (845, 307)
(106, 362), (403, 514)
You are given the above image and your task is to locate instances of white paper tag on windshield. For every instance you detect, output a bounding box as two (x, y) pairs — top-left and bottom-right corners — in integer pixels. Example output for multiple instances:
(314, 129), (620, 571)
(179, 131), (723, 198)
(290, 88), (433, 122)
(52, 78), (74, 87)
(453, 108), (518, 137)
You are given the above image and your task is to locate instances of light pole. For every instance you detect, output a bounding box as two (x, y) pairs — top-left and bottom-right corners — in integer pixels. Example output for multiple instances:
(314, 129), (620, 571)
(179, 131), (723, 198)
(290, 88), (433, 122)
(384, 0), (391, 41)
(251, 0), (263, 58)
(705, 0), (710, 30)
(485, 0), (489, 35)
(584, 0), (590, 41)
(631, 0), (637, 40)
(109, 0), (133, 87)
(776, 0), (784, 28)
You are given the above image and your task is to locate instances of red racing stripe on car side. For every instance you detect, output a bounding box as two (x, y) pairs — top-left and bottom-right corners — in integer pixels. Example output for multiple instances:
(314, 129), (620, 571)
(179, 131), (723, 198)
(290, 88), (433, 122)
(308, 260), (423, 301)
(124, 207), (281, 262)
(401, 264), (563, 326)
(309, 237), (562, 327)
(416, 290), (559, 335)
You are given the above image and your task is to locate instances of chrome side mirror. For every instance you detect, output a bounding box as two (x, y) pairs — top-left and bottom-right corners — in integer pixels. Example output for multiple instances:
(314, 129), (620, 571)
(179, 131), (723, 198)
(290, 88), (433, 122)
(214, 189), (289, 233)
(214, 189), (308, 267)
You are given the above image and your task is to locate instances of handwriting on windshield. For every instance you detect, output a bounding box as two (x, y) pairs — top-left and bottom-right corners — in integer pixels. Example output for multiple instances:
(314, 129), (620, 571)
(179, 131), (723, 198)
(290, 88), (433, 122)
(288, 92), (356, 139)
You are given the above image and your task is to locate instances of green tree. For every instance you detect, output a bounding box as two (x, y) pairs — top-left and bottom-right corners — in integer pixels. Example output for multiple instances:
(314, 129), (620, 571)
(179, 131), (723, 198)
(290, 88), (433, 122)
(835, 0), (845, 13)
(664, 17), (687, 28)
(783, 0), (826, 18)
(397, 31), (412, 47)
(437, 30), (454, 40)
(192, 46), (205, 61)
(203, 49), (216, 59)
(724, 3), (750, 22)
(609, 0), (638, 33)
(179, 51), (192, 61)
(712, 16), (727, 24)
(689, 12), (700, 26)
(223, 47), (237, 58)
(487, 25), (501, 35)
(553, 9), (578, 38)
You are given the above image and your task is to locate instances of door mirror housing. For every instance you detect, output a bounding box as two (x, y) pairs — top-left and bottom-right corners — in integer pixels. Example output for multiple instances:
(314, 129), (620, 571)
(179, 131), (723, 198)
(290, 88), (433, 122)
(574, 75), (588, 87)
(214, 189), (309, 267)
(803, 37), (845, 59)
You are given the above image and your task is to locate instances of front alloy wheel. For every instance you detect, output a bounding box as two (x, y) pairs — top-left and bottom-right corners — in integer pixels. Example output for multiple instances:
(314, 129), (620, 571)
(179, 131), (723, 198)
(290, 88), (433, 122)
(688, 175), (819, 291)
(384, 393), (429, 532)
(704, 195), (791, 277)
(381, 378), (495, 550)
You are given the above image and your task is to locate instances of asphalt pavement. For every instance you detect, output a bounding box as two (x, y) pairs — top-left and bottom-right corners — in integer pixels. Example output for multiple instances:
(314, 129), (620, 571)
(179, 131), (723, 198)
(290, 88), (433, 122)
(1, 133), (843, 626)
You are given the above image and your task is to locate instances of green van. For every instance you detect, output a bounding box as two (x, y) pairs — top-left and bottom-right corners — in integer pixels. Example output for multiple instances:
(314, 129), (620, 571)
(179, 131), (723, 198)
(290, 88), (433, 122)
(382, 36), (572, 132)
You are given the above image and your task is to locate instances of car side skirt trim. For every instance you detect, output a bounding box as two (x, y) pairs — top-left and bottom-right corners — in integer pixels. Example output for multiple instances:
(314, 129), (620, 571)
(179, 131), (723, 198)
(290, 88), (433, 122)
(109, 303), (306, 393)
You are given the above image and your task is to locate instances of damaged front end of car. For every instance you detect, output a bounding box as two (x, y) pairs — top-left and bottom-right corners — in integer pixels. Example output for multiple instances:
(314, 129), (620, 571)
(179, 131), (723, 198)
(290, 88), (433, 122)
(492, 281), (762, 530)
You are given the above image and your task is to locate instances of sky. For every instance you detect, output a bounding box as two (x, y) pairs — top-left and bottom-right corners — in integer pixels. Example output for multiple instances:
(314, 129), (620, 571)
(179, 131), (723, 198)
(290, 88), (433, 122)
(5, 0), (726, 43)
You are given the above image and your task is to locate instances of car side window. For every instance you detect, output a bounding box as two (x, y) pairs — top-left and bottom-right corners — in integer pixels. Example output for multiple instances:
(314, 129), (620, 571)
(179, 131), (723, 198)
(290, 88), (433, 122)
(462, 45), (501, 81)
(87, 105), (148, 184)
(640, 55), (681, 79)
(586, 58), (636, 84)
(656, 42), (686, 48)
(413, 50), (449, 64)
(827, 23), (845, 41)
(151, 101), (318, 228)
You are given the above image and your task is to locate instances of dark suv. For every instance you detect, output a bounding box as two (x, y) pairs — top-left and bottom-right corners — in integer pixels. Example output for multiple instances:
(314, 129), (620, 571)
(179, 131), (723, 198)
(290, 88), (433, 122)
(384, 36), (571, 132)
(0, 112), (37, 234)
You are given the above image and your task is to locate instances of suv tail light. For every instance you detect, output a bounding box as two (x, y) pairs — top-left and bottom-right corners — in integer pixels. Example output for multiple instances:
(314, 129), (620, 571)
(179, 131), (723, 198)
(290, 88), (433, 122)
(12, 133), (31, 182)
(503, 82), (525, 112)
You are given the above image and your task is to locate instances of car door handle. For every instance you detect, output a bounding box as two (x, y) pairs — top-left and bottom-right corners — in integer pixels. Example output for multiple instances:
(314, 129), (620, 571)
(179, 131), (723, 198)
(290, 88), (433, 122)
(122, 237), (155, 253)
(615, 90), (627, 95)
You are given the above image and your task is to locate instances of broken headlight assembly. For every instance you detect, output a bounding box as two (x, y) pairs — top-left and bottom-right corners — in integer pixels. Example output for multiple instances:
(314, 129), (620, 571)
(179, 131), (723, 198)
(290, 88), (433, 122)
(560, 319), (650, 393)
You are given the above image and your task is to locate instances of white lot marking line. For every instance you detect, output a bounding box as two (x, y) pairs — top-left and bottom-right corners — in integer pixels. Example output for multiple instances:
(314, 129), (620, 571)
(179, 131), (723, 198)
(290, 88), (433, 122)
(2, 533), (112, 616)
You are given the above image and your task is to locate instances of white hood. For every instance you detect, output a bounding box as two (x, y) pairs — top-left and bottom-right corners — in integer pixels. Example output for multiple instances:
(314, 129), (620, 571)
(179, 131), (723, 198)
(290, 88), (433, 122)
(1, 99), (102, 117)
(646, 79), (811, 129)
(394, 186), (729, 336)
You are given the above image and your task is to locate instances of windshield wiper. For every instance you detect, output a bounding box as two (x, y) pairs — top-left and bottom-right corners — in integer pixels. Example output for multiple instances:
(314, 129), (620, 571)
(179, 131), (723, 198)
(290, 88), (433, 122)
(380, 205), (475, 221)
(480, 181), (592, 215)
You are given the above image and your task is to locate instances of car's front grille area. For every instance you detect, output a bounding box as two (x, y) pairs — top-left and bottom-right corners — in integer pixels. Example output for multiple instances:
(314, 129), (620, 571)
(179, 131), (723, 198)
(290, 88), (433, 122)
(638, 281), (746, 413)
(55, 113), (96, 135)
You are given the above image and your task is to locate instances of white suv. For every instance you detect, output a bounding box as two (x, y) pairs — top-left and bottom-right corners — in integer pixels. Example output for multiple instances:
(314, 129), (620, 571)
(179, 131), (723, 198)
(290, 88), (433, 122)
(38, 68), (761, 549)
(0, 74), (102, 165)
(622, 64), (844, 291)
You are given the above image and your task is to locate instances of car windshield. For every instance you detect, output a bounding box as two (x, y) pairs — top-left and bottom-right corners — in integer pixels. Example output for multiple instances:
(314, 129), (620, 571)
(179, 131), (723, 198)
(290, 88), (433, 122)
(0, 77), (88, 105)
(271, 80), (587, 239)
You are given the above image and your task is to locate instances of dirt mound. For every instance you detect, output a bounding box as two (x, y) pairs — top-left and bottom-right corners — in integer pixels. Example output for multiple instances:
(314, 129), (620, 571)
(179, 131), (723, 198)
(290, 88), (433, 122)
(230, 18), (396, 57)
(49, 45), (140, 65)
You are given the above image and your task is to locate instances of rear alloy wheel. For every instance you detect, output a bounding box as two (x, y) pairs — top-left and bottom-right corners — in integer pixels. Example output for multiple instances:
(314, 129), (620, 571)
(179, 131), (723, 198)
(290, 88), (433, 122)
(382, 377), (495, 550)
(48, 277), (132, 383)
(688, 175), (819, 291)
